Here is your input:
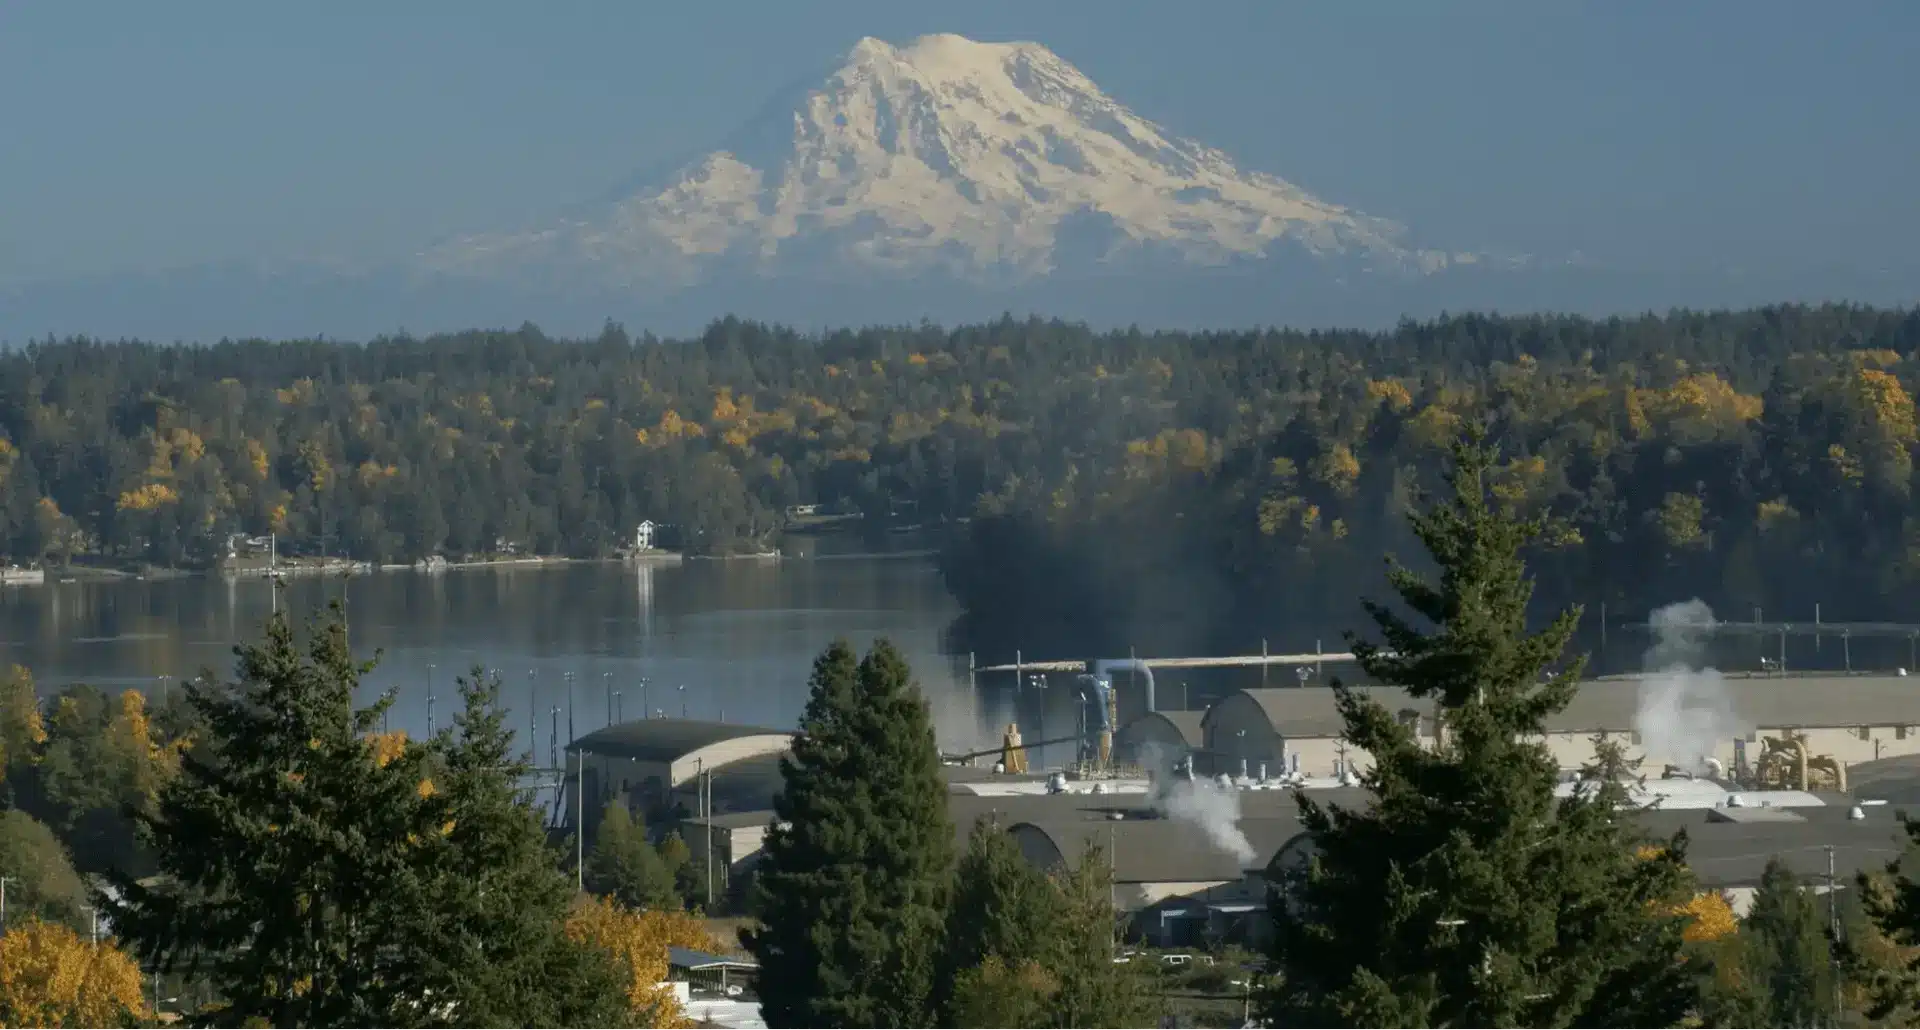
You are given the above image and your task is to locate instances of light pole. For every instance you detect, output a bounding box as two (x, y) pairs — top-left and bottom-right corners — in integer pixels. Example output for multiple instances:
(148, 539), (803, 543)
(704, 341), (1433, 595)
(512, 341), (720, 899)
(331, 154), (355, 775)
(1027, 674), (1047, 767)
(0, 875), (13, 932)
(678, 684), (687, 719)
(565, 671), (576, 747)
(639, 677), (650, 719)
(529, 670), (538, 760)
(603, 672), (613, 725)
(613, 691), (623, 724)
(426, 663), (437, 737)
(549, 706), (562, 769)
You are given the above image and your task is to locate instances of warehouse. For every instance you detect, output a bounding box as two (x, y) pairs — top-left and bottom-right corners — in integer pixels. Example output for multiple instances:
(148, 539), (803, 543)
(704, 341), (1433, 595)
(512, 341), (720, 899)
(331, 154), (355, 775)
(1202, 686), (1428, 780)
(566, 719), (793, 834)
(1004, 815), (1309, 947)
(1202, 674), (1920, 781)
(1111, 710), (1205, 771)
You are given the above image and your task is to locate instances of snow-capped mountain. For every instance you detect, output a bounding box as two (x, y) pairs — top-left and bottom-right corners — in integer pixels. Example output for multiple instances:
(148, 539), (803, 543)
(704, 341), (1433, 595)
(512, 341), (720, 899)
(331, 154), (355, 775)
(419, 33), (1478, 292)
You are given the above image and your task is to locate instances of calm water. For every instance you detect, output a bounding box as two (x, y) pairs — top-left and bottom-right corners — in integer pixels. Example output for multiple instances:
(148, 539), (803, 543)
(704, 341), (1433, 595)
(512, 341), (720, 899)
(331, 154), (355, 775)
(0, 536), (1002, 755)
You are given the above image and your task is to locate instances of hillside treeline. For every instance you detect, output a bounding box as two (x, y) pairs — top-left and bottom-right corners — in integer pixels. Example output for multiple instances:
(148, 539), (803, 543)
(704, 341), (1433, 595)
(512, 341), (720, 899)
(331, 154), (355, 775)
(5, 306), (1920, 664)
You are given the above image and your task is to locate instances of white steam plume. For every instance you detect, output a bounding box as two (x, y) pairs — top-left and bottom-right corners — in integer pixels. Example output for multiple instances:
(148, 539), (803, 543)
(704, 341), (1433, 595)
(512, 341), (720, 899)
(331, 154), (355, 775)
(1635, 599), (1749, 774)
(1139, 740), (1256, 865)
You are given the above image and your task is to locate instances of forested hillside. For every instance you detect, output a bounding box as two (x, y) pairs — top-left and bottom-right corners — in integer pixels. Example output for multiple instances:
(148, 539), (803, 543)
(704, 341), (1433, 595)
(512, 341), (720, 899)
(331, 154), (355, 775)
(4, 306), (1920, 666)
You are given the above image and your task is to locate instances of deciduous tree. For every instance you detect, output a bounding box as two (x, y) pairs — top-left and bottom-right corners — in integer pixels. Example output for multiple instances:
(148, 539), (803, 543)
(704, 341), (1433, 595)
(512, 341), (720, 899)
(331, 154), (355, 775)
(565, 895), (718, 1028)
(0, 917), (148, 1028)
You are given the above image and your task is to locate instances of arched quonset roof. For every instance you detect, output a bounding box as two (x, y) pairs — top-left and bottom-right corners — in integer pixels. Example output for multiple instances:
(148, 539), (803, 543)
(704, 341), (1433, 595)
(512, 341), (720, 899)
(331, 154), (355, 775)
(1005, 817), (1306, 883)
(569, 718), (793, 787)
(1206, 687), (1426, 740)
(1115, 711), (1205, 749)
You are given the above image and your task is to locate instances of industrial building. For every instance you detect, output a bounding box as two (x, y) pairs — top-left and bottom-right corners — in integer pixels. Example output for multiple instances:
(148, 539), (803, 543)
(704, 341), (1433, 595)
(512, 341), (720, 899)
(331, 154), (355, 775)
(1201, 674), (1920, 781)
(564, 719), (793, 838)
(563, 666), (1920, 949)
(1111, 710), (1205, 769)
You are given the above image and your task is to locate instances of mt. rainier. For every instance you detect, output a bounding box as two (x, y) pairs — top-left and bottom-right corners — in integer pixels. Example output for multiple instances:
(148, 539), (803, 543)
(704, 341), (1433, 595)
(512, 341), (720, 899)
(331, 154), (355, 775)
(421, 33), (1473, 291)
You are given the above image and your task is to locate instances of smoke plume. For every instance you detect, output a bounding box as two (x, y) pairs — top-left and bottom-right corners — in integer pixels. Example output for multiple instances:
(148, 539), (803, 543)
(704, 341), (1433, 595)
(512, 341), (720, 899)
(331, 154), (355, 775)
(1635, 599), (1748, 773)
(1139, 741), (1256, 865)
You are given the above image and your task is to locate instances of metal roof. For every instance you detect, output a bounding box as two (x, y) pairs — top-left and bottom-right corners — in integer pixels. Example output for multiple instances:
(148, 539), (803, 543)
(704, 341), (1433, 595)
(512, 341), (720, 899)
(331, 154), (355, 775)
(1213, 676), (1920, 739)
(1008, 816), (1310, 883)
(1216, 687), (1426, 738)
(668, 946), (758, 971)
(1116, 710), (1206, 748)
(684, 810), (779, 831)
(1682, 818), (1909, 888)
(566, 718), (792, 762)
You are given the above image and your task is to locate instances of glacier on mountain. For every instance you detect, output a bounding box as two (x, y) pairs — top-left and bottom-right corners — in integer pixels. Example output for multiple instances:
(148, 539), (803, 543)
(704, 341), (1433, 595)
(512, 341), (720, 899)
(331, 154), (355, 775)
(419, 33), (1471, 290)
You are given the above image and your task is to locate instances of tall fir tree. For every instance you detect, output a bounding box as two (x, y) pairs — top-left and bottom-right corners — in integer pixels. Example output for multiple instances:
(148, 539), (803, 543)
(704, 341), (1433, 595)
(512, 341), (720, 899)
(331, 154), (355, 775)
(1264, 432), (1699, 1027)
(744, 639), (954, 1028)
(1043, 843), (1162, 1029)
(390, 667), (630, 1026)
(586, 800), (681, 911)
(104, 613), (628, 1026)
(103, 606), (444, 1026)
(934, 816), (1061, 1023)
(1701, 857), (1832, 1027)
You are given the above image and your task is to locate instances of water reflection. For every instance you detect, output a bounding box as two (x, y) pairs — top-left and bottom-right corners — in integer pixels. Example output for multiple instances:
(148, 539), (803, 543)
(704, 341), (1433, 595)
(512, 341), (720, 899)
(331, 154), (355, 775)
(0, 546), (976, 749)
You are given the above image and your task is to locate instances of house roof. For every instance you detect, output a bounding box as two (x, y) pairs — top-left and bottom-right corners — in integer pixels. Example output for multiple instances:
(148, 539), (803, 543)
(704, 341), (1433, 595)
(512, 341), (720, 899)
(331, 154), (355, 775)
(567, 719), (792, 763)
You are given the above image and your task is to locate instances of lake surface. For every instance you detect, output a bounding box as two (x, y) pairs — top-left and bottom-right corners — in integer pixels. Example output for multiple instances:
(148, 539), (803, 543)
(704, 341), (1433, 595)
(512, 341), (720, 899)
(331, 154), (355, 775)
(0, 535), (1010, 758)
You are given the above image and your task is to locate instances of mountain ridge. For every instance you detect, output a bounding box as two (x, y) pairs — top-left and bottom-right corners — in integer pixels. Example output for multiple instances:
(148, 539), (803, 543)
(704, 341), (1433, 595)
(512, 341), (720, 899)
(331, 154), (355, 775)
(417, 33), (1491, 292)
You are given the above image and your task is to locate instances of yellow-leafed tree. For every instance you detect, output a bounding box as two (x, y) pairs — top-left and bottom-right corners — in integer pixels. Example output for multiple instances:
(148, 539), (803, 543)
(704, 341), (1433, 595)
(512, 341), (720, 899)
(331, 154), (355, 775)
(0, 918), (149, 1028)
(565, 895), (719, 1028)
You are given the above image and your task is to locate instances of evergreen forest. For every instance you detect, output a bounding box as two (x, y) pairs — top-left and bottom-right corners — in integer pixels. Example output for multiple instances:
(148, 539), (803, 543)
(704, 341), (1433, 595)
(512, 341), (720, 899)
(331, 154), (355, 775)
(7, 305), (1920, 667)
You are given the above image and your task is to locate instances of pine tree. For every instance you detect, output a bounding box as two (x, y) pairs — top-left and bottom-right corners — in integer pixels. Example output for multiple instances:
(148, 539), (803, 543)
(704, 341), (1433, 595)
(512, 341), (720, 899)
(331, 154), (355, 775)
(934, 816), (1061, 1022)
(586, 800), (680, 910)
(391, 667), (630, 1026)
(1044, 843), (1162, 1029)
(104, 612), (627, 1026)
(1702, 857), (1831, 1027)
(744, 639), (954, 1028)
(1264, 432), (1699, 1027)
(103, 606), (443, 1026)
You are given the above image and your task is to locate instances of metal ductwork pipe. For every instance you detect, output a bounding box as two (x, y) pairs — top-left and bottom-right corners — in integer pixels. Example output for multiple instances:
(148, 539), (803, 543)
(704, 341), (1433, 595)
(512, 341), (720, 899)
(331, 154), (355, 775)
(1091, 658), (1156, 715)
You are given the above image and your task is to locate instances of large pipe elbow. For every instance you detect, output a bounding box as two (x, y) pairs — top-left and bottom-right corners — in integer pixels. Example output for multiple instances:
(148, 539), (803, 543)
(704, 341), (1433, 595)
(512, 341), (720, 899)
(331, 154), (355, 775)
(1091, 658), (1156, 715)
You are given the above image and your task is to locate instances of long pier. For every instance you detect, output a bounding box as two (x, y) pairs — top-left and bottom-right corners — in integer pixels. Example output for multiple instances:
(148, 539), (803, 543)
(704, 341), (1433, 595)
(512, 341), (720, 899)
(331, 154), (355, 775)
(973, 650), (1361, 674)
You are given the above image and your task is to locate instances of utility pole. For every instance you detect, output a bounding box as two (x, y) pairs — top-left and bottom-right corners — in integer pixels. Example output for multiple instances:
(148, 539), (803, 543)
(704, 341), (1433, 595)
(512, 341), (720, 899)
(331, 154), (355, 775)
(565, 672), (576, 747)
(1830, 844), (1842, 1024)
(426, 663), (436, 737)
(704, 767), (713, 909)
(576, 747), (588, 893)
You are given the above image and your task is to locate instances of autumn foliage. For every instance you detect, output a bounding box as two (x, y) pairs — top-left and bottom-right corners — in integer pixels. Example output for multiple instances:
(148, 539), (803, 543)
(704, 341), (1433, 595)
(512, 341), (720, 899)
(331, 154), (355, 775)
(0, 918), (148, 1028)
(564, 895), (719, 1028)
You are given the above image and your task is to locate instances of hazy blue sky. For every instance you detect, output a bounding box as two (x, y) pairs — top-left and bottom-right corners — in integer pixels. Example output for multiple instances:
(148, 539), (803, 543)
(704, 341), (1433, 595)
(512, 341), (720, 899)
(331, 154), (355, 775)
(4, 1), (1915, 283)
